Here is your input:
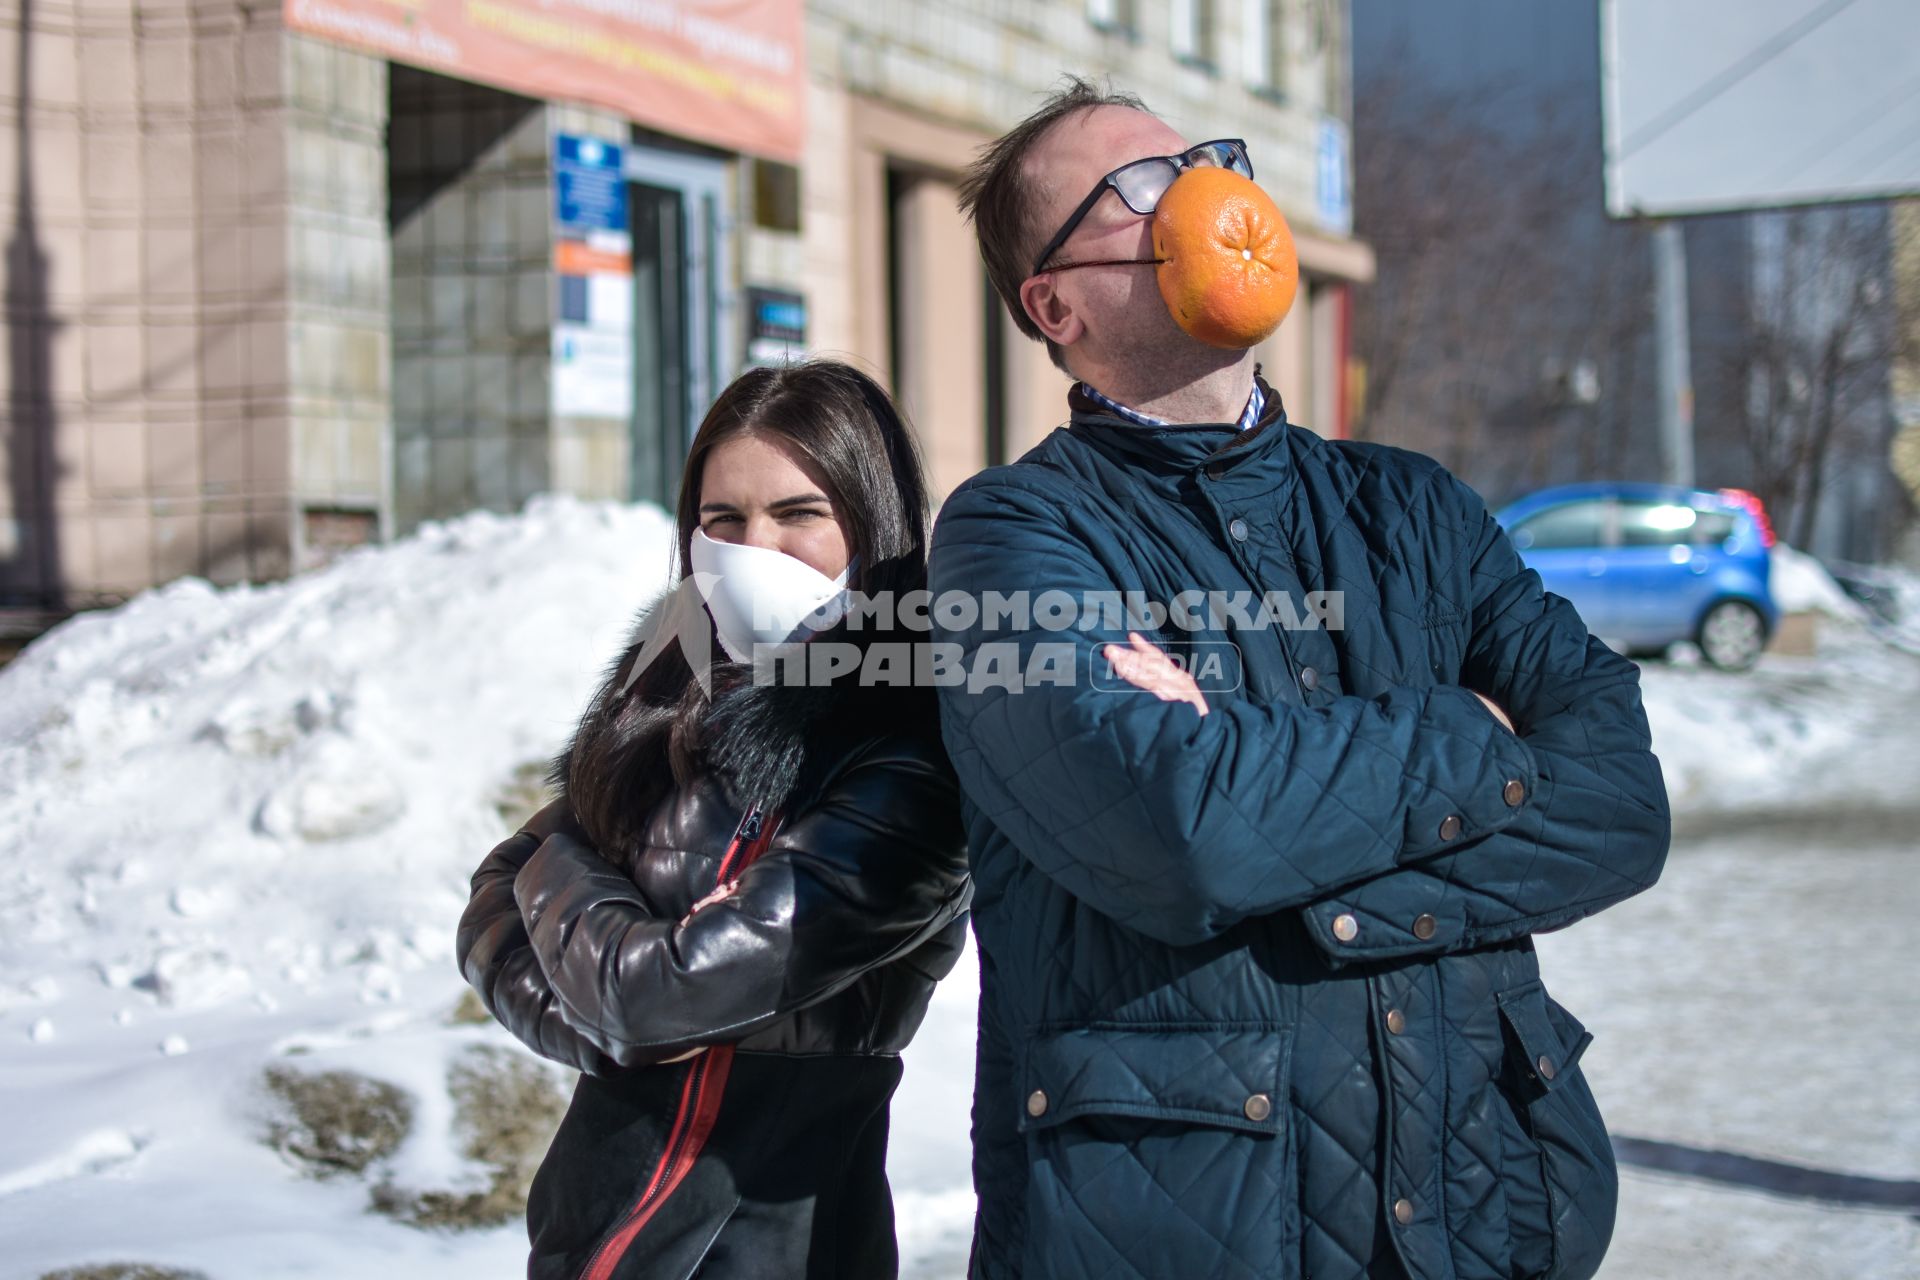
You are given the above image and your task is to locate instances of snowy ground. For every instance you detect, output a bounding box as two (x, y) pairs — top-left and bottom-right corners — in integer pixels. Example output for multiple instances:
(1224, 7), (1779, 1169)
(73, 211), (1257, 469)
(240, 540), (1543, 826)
(1, 496), (1916, 1279)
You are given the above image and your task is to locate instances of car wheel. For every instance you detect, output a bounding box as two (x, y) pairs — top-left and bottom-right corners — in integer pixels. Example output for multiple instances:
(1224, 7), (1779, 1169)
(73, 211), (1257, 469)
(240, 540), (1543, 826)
(1696, 600), (1767, 671)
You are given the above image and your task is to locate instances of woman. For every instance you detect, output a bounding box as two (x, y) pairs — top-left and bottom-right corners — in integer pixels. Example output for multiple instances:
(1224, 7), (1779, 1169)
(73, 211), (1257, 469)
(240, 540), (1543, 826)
(456, 359), (972, 1280)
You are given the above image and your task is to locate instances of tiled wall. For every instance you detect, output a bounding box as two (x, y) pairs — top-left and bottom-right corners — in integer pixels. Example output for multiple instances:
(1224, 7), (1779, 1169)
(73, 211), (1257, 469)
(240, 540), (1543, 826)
(284, 30), (391, 564)
(0, 0), (393, 606)
(389, 68), (552, 533)
(1, 0), (297, 603)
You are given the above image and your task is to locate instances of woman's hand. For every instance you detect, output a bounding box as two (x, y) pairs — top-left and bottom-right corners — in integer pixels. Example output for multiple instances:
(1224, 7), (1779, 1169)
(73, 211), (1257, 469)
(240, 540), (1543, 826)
(1102, 631), (1210, 717)
(681, 880), (739, 924)
(657, 1045), (709, 1062)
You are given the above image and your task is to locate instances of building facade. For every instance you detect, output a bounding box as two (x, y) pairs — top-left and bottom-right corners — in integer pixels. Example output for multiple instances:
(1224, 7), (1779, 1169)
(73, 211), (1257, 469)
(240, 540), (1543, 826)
(1, 0), (1370, 625)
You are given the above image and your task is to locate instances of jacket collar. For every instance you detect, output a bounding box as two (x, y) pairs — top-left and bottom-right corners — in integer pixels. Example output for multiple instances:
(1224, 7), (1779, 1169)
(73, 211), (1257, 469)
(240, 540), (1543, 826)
(1066, 370), (1294, 476)
(552, 589), (938, 833)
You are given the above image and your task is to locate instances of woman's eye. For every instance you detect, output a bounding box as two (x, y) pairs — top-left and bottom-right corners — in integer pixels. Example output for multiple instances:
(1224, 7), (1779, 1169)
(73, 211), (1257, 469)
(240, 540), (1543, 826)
(701, 515), (740, 530)
(783, 508), (828, 522)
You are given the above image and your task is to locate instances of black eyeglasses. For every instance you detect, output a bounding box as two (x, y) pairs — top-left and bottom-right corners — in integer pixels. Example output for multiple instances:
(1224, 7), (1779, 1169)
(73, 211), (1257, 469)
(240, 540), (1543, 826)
(1030, 138), (1254, 276)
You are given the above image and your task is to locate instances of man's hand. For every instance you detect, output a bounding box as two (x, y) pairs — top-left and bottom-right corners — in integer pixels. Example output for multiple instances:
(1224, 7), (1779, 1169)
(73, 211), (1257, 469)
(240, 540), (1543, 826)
(1471, 691), (1515, 734)
(1107, 630), (1506, 734)
(1103, 632), (1210, 717)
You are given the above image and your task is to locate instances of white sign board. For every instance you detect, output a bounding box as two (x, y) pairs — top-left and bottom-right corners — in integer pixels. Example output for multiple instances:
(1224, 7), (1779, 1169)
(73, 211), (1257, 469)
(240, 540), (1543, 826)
(553, 325), (632, 419)
(1602, 0), (1920, 217)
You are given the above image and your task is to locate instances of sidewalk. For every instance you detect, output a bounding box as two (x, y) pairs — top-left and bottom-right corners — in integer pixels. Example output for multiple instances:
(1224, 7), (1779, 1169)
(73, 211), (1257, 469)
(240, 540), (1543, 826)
(893, 814), (1920, 1279)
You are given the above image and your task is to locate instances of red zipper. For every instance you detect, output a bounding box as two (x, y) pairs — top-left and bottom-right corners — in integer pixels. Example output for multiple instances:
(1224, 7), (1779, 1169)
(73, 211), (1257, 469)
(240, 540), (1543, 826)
(575, 808), (778, 1280)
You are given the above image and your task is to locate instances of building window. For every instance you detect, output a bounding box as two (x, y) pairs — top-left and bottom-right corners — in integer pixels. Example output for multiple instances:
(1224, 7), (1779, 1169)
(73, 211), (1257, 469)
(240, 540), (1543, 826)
(1242, 0), (1284, 94)
(1088, 0), (1136, 35)
(1172, 0), (1214, 65)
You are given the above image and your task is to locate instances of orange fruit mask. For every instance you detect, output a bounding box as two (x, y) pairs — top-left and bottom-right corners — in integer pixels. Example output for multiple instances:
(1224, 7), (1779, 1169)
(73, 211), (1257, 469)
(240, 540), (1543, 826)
(1153, 167), (1299, 350)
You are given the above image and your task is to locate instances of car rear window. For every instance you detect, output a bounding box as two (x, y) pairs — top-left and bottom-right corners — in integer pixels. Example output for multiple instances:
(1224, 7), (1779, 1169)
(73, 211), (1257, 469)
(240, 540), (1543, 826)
(1691, 512), (1737, 547)
(1513, 501), (1609, 551)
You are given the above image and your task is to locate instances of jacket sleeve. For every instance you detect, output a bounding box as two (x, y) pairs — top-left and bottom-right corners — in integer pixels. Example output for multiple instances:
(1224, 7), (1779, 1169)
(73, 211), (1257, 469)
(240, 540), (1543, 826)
(514, 737), (973, 1069)
(927, 472), (1540, 948)
(1296, 474), (1671, 963)
(454, 798), (625, 1077)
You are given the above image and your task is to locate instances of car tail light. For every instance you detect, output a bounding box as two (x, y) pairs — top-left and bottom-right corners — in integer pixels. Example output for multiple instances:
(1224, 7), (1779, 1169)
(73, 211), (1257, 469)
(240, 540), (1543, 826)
(1718, 488), (1775, 548)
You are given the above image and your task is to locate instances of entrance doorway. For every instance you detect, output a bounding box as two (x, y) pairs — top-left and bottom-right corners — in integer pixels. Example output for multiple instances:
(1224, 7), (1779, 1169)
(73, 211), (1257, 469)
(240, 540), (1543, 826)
(624, 143), (732, 508)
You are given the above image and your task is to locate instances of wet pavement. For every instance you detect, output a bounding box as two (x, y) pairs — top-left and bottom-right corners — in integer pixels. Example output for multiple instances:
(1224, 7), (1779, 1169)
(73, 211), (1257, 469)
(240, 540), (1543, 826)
(1548, 806), (1920, 1279)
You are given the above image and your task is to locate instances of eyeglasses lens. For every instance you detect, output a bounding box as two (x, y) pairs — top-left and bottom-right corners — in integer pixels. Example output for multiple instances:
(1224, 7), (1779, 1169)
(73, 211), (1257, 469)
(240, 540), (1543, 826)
(1113, 160), (1179, 215)
(1112, 143), (1253, 217)
(1192, 140), (1253, 177)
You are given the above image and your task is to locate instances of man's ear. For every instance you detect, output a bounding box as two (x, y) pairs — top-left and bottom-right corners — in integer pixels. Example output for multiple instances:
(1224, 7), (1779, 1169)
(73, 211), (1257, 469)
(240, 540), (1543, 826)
(1018, 274), (1086, 349)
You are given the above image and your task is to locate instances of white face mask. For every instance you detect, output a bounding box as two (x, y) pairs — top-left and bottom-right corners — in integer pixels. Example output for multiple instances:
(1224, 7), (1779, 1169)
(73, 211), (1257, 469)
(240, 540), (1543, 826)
(687, 527), (854, 663)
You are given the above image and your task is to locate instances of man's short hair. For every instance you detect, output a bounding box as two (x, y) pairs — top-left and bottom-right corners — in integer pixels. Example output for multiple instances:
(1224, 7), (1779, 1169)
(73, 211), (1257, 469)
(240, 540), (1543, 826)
(958, 76), (1154, 373)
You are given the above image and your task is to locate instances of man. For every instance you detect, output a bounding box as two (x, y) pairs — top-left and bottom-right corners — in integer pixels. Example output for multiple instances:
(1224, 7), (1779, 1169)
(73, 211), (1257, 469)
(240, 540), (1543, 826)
(928, 79), (1670, 1280)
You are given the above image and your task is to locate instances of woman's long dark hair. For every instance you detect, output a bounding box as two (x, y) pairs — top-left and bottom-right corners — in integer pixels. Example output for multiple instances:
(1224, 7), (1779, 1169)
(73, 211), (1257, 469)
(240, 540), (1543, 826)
(554, 359), (934, 853)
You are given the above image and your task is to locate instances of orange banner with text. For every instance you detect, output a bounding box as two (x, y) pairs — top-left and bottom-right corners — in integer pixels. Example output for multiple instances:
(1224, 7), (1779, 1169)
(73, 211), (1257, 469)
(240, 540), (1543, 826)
(285, 0), (806, 161)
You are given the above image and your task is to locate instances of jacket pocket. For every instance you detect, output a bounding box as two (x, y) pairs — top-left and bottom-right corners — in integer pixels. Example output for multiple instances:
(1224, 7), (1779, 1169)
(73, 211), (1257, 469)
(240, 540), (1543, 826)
(1495, 982), (1618, 1280)
(1016, 1023), (1295, 1280)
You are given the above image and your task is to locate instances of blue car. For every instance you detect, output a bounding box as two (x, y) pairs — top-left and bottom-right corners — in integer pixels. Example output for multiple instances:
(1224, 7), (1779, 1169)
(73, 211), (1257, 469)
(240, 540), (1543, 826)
(1495, 482), (1779, 671)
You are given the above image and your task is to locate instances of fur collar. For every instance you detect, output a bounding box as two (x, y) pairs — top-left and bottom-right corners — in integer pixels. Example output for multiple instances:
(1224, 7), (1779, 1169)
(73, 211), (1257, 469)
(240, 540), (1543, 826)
(547, 588), (939, 832)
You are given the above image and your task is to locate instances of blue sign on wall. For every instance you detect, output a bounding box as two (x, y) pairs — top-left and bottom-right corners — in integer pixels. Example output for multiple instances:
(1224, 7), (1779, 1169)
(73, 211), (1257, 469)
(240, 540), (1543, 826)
(554, 134), (627, 235)
(1316, 117), (1351, 236)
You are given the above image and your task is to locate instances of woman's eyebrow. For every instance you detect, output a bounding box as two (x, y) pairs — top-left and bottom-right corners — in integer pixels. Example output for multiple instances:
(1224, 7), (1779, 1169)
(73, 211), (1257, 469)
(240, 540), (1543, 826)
(699, 493), (830, 514)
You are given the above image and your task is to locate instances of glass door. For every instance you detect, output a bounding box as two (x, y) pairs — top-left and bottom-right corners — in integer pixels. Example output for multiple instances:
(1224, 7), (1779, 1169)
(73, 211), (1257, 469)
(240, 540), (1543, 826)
(623, 144), (733, 508)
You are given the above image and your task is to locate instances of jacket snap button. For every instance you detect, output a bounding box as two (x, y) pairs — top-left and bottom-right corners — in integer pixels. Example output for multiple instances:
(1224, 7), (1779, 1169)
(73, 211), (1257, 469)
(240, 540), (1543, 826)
(1332, 913), (1358, 942)
(1026, 1089), (1049, 1117)
(1503, 779), (1527, 806)
(1229, 517), (1249, 541)
(1438, 814), (1462, 841)
(1411, 914), (1438, 941)
(1536, 1055), (1556, 1081)
(1393, 1198), (1414, 1225)
(1243, 1093), (1272, 1122)
(1385, 1009), (1406, 1035)
(1299, 665), (1319, 691)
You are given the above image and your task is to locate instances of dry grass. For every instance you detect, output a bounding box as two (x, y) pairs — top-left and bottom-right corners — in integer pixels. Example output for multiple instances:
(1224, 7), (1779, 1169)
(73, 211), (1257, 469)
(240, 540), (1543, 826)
(492, 759), (556, 833)
(446, 987), (494, 1027)
(259, 1064), (413, 1179)
(36, 1266), (211, 1280)
(372, 1044), (569, 1231)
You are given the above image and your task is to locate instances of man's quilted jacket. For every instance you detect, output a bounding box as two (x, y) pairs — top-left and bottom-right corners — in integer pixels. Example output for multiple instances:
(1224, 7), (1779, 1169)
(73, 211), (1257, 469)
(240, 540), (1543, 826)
(926, 378), (1670, 1280)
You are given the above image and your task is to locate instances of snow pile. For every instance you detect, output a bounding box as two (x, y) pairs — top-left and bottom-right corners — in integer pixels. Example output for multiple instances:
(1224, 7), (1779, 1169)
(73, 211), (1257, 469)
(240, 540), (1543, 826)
(0, 495), (677, 1019)
(1640, 613), (1920, 819)
(1768, 544), (1867, 621)
(1881, 563), (1920, 652)
(0, 495), (674, 1277)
